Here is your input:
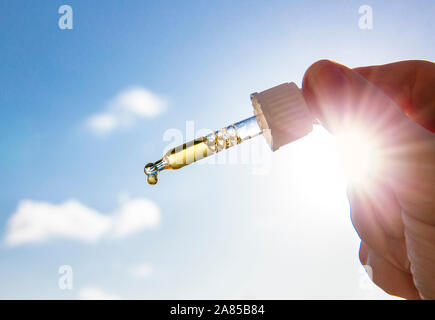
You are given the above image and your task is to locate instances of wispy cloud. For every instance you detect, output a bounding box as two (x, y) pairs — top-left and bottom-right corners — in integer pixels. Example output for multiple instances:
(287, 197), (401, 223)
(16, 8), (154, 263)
(4, 198), (160, 246)
(86, 86), (166, 135)
(111, 200), (160, 238)
(129, 263), (153, 278)
(78, 287), (121, 300)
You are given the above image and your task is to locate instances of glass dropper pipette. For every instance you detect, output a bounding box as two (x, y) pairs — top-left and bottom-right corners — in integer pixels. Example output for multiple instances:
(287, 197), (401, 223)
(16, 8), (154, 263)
(144, 115), (262, 185)
(144, 82), (314, 185)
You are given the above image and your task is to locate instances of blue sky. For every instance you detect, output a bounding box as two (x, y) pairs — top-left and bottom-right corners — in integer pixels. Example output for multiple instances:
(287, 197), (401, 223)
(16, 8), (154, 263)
(0, 0), (434, 299)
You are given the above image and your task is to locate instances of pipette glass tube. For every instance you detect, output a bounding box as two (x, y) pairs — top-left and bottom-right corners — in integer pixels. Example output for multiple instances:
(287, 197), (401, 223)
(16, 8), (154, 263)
(144, 115), (262, 185)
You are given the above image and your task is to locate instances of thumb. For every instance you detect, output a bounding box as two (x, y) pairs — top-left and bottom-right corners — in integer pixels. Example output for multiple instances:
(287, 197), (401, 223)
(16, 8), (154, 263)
(301, 60), (433, 194)
(302, 60), (435, 299)
(302, 59), (435, 219)
(302, 60), (419, 141)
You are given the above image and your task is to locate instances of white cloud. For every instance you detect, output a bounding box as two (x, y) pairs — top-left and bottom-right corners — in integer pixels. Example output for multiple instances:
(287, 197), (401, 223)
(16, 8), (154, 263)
(86, 113), (118, 134)
(129, 263), (153, 278)
(86, 86), (166, 135)
(78, 287), (121, 300)
(112, 199), (159, 238)
(4, 200), (111, 246)
(112, 87), (165, 117)
(4, 198), (160, 246)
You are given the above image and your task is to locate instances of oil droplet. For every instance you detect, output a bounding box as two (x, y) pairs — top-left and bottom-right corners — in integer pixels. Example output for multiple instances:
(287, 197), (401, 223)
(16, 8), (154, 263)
(147, 174), (158, 185)
(144, 163), (158, 185)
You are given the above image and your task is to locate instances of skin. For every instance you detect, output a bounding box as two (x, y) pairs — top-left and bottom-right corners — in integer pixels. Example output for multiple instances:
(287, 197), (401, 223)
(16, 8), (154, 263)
(302, 60), (435, 299)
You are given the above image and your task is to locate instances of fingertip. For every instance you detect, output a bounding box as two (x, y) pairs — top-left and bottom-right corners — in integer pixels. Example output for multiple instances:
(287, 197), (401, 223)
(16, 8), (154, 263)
(302, 59), (347, 92)
(302, 60), (350, 129)
(302, 60), (339, 104)
(303, 59), (342, 79)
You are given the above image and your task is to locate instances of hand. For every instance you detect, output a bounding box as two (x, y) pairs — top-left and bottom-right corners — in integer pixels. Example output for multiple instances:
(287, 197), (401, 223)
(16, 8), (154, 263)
(302, 60), (435, 299)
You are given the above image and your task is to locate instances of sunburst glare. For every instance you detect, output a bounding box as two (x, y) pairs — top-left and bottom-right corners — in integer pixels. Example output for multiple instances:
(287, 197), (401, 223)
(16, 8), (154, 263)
(334, 128), (381, 185)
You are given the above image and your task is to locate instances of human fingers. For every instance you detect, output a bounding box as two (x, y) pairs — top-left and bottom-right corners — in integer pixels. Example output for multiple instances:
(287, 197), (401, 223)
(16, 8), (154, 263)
(359, 241), (420, 299)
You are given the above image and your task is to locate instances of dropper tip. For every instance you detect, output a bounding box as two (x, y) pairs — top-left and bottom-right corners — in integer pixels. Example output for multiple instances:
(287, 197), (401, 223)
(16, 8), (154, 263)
(144, 162), (154, 173)
(144, 163), (157, 185)
(144, 159), (167, 185)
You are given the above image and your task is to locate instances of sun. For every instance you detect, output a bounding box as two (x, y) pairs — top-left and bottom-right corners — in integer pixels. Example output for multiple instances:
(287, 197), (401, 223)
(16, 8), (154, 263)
(334, 128), (381, 186)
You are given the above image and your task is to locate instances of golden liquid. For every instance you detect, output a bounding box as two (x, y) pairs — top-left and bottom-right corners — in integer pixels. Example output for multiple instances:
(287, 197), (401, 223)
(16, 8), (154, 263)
(165, 138), (213, 169)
